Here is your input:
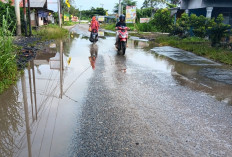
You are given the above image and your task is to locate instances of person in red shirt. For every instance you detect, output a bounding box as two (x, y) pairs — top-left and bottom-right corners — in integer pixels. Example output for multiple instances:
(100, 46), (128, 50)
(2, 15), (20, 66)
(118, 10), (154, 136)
(89, 16), (100, 42)
(90, 16), (99, 31)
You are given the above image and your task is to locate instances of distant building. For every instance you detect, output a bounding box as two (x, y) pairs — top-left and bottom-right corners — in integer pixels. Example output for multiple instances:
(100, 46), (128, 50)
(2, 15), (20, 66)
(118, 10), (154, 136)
(180, 0), (232, 25)
(27, 0), (52, 26)
(1, 0), (55, 27)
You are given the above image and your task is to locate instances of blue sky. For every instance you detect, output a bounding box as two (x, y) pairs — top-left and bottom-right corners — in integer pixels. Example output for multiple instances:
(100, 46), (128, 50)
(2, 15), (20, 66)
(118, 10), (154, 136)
(48, 0), (144, 13)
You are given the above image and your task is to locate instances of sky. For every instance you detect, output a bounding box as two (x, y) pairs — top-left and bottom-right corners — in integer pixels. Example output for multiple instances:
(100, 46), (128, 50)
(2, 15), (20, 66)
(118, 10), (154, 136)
(73, 0), (144, 13)
(48, 0), (144, 13)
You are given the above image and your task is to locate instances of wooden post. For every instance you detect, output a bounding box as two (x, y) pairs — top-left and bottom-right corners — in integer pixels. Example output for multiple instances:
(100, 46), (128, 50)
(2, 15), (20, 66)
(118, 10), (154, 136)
(27, 0), (32, 36)
(23, 0), (28, 36)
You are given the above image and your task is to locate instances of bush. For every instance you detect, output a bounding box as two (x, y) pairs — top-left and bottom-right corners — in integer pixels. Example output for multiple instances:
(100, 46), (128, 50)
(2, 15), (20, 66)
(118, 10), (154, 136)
(0, 7), (18, 93)
(169, 24), (185, 37)
(208, 14), (231, 46)
(0, 1), (26, 34)
(150, 8), (173, 33)
(0, 1), (16, 33)
(170, 13), (231, 47)
(136, 23), (157, 32)
(136, 8), (153, 23)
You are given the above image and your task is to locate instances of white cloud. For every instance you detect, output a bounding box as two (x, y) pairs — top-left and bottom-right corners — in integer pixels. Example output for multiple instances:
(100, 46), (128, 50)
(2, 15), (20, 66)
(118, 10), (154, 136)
(74, 0), (144, 13)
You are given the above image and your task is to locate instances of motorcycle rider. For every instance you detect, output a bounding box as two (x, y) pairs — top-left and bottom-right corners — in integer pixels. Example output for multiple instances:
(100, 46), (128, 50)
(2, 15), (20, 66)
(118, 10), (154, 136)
(90, 16), (99, 41)
(115, 15), (127, 47)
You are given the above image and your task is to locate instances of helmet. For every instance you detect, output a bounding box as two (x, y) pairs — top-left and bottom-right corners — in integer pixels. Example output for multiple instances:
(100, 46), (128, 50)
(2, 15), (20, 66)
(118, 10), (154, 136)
(119, 15), (125, 22)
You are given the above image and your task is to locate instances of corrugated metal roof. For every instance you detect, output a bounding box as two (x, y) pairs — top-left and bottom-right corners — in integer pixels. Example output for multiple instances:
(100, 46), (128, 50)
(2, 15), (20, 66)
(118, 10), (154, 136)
(27, 0), (46, 8)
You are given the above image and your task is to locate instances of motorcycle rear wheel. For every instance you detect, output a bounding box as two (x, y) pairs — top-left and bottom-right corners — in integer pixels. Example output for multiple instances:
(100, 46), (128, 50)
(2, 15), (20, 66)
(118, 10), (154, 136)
(122, 42), (126, 55)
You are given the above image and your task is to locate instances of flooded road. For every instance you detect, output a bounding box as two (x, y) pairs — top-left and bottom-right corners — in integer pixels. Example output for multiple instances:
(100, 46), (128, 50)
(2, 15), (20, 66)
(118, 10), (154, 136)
(0, 24), (232, 157)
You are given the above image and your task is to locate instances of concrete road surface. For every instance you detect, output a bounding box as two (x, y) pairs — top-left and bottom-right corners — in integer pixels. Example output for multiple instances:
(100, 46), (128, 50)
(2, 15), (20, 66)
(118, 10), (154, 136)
(0, 24), (232, 157)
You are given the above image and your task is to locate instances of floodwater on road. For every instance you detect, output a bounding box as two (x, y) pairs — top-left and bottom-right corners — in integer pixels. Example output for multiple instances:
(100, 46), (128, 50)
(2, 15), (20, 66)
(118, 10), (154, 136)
(0, 24), (232, 157)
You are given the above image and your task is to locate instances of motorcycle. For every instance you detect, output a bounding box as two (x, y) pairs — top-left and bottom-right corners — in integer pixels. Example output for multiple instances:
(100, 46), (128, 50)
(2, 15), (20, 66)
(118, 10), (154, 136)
(89, 29), (98, 43)
(116, 26), (129, 55)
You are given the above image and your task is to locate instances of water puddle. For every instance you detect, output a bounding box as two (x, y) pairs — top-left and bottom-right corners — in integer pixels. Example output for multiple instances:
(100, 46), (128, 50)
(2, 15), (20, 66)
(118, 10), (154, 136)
(0, 34), (95, 157)
(1, 26), (232, 157)
(150, 46), (232, 104)
(152, 46), (220, 66)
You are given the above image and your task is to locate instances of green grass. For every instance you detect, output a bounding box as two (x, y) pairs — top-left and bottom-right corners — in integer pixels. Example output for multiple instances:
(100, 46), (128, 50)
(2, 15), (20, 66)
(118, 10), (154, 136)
(156, 36), (232, 65)
(101, 23), (158, 32)
(135, 23), (158, 32)
(0, 8), (18, 94)
(101, 23), (137, 31)
(33, 24), (69, 40)
(100, 23), (116, 31)
(63, 21), (79, 26)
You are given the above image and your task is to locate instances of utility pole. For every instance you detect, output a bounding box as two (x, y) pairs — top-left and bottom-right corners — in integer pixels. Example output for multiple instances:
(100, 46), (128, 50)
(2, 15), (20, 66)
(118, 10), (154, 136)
(27, 0), (32, 36)
(79, 5), (82, 24)
(118, 0), (121, 17)
(58, 0), (62, 27)
(14, 0), (21, 36)
(23, 0), (27, 36)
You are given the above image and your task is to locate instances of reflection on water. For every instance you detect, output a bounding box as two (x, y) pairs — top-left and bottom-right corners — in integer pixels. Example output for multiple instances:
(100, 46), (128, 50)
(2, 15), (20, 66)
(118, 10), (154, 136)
(127, 38), (150, 49)
(89, 44), (98, 70)
(115, 55), (127, 82)
(0, 86), (22, 157)
(0, 40), (65, 157)
(152, 50), (232, 105)
(21, 72), (32, 157)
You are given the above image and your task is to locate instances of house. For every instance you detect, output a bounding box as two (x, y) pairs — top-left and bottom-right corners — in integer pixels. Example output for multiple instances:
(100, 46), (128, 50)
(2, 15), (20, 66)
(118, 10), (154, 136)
(1, 0), (54, 26)
(180, 0), (232, 25)
(27, 0), (54, 26)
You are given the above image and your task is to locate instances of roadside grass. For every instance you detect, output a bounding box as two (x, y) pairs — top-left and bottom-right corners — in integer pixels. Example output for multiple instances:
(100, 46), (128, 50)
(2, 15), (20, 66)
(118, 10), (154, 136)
(100, 23), (115, 31)
(156, 36), (232, 65)
(34, 24), (69, 40)
(101, 23), (136, 31)
(101, 23), (158, 32)
(0, 8), (18, 94)
(63, 21), (79, 26)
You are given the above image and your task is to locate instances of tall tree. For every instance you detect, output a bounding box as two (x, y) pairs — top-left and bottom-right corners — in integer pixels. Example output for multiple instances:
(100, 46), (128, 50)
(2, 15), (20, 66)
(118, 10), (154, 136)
(142, 0), (163, 9)
(113, 0), (137, 14)
(142, 0), (149, 8)
(142, 0), (179, 9)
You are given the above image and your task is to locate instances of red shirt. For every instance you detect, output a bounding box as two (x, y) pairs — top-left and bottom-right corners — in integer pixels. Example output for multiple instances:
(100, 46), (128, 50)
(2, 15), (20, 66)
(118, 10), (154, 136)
(91, 20), (99, 31)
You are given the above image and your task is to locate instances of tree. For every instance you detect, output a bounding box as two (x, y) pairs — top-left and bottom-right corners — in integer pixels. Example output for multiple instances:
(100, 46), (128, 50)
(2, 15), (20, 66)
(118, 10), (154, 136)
(142, 0), (180, 9)
(208, 14), (231, 46)
(142, 0), (164, 8)
(81, 7), (107, 19)
(69, 5), (79, 16)
(142, 0), (149, 8)
(150, 8), (173, 32)
(113, 0), (137, 14)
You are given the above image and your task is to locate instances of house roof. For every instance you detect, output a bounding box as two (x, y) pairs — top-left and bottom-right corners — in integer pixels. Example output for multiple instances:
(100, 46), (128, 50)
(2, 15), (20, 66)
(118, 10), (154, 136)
(27, 0), (47, 8)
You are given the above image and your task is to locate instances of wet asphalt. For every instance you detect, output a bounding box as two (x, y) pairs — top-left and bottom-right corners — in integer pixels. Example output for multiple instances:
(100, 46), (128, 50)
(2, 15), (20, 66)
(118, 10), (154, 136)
(0, 24), (232, 157)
